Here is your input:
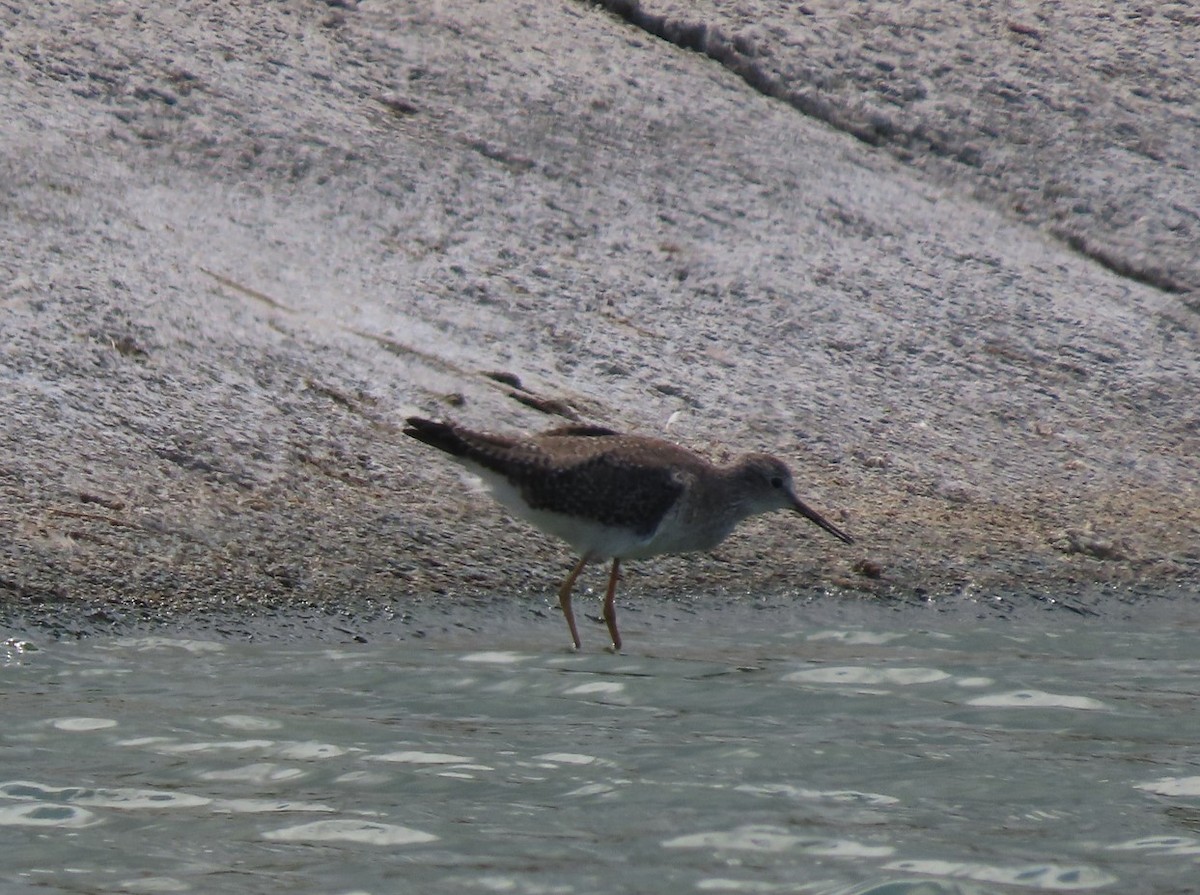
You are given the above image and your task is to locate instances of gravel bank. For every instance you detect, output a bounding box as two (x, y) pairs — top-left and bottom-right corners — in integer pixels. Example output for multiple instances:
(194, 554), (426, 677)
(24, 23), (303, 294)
(2, 1), (1197, 639)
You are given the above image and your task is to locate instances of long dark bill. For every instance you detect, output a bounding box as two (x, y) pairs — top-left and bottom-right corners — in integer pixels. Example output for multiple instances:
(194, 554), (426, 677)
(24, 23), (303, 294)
(791, 496), (854, 544)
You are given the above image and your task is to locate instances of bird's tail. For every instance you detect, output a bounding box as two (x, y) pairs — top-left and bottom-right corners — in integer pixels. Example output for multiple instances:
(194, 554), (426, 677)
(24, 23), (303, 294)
(402, 417), (472, 457)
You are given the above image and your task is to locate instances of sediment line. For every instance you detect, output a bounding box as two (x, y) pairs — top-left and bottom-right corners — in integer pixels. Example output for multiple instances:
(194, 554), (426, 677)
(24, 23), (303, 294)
(587, 0), (1193, 299)
(590, 0), (895, 147)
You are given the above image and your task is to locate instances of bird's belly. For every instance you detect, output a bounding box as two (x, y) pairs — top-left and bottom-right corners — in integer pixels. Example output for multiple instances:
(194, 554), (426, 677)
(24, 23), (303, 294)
(626, 519), (733, 559)
(525, 507), (653, 559)
(475, 468), (653, 559)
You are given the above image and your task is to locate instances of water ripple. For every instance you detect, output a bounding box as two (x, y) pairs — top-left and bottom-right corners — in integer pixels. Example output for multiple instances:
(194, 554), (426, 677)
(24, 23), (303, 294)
(966, 690), (1108, 711)
(783, 666), (952, 686)
(0, 802), (98, 828)
(0, 780), (211, 810)
(663, 824), (894, 858)
(262, 818), (438, 845)
(2, 622), (1197, 892)
(883, 859), (1119, 890)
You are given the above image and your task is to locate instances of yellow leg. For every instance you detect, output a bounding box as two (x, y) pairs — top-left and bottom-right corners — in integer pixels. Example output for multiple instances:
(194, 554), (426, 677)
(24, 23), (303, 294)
(557, 555), (590, 650)
(603, 558), (622, 652)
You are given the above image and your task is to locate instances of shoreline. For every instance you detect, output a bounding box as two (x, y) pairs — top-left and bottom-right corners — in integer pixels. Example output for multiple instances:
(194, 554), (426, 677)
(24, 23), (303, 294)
(5, 577), (1196, 646)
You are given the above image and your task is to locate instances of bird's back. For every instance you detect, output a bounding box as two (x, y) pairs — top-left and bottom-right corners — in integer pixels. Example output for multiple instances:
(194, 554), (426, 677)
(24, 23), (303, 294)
(523, 428), (691, 537)
(403, 419), (703, 551)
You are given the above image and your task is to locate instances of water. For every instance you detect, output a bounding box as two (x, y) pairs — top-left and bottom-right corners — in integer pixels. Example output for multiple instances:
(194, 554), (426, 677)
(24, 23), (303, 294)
(3, 608), (1200, 894)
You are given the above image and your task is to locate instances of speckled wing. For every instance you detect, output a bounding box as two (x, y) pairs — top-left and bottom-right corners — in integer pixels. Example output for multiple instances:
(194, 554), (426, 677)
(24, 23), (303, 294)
(403, 418), (686, 538)
(517, 447), (685, 537)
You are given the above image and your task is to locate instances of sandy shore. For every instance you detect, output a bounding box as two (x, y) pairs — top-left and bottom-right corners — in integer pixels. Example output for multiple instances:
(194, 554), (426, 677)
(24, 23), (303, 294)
(2, 1), (1198, 638)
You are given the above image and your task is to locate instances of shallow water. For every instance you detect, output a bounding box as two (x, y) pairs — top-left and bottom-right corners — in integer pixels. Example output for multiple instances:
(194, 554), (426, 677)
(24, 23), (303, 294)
(3, 610), (1200, 895)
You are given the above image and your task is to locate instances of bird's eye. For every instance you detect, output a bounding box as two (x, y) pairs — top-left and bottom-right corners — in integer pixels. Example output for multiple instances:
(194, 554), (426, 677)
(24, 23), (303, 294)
(770, 476), (784, 489)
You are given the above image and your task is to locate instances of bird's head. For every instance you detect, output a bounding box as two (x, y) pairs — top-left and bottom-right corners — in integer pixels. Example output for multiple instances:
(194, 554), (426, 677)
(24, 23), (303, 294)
(733, 454), (854, 544)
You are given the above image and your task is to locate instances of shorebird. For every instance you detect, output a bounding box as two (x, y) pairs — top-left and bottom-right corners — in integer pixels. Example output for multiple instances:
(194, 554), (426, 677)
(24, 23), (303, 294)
(403, 417), (853, 650)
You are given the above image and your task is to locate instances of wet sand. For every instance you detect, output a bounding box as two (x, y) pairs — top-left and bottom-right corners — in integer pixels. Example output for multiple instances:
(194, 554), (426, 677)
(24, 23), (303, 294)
(2, 1), (1198, 639)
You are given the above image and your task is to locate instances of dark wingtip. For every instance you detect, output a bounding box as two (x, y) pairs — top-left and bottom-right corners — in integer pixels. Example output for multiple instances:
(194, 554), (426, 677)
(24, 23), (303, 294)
(403, 415), (435, 430)
(401, 415), (437, 440)
(402, 417), (469, 456)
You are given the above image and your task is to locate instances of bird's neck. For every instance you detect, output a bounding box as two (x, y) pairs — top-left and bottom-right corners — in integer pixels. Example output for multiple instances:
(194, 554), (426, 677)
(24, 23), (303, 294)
(686, 465), (760, 528)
